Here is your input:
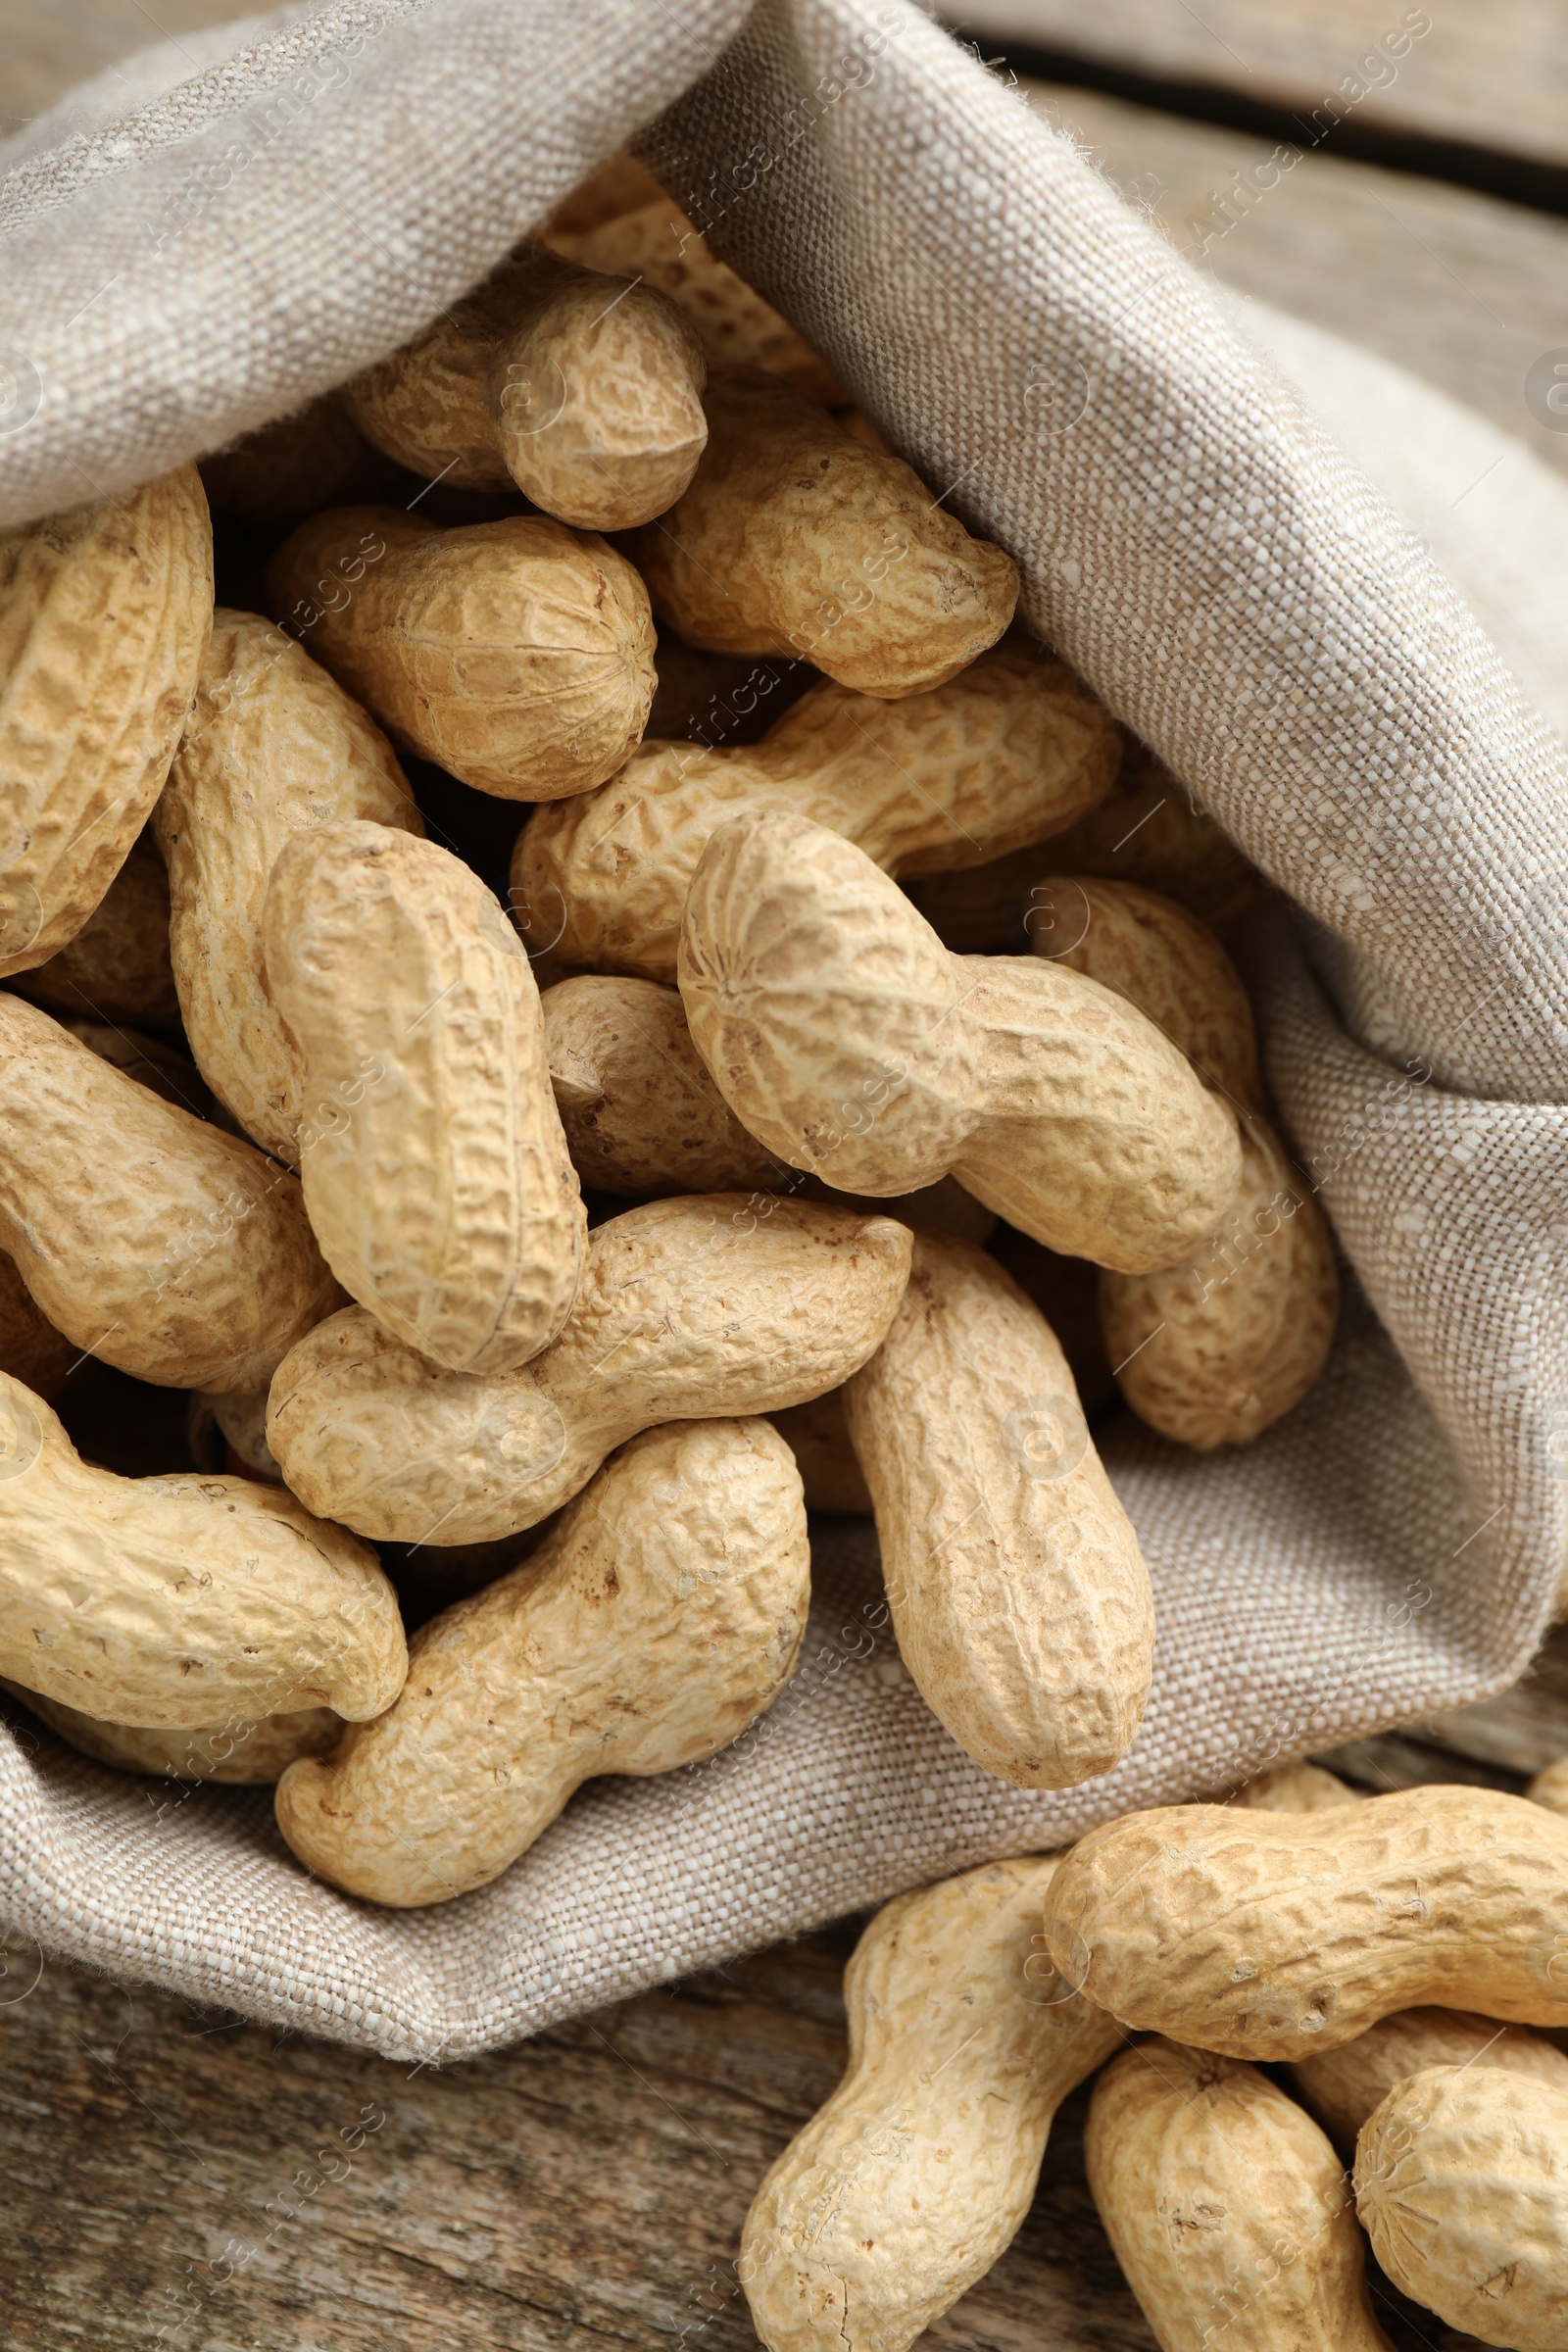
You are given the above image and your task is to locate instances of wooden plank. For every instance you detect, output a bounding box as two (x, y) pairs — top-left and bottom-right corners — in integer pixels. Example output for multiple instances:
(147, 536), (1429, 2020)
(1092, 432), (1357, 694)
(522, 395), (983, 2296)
(966, 0), (1568, 172)
(1019, 76), (1568, 481)
(0, 1910), (1449, 2350)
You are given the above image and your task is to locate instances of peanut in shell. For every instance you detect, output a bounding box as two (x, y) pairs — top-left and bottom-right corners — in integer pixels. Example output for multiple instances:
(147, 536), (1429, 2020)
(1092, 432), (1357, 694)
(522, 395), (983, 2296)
(266, 507), (655, 801)
(677, 811), (1241, 1275)
(636, 368), (1017, 699)
(274, 1418), (809, 1906)
(515, 641), (1119, 983)
(0, 466), (212, 975)
(263, 821), (585, 1375)
(844, 1233), (1153, 1788)
(156, 608), (424, 1164)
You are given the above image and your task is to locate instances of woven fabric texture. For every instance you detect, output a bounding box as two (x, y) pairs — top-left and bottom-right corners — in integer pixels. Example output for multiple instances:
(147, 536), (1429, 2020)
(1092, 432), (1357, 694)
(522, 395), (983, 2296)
(0, 0), (1565, 2060)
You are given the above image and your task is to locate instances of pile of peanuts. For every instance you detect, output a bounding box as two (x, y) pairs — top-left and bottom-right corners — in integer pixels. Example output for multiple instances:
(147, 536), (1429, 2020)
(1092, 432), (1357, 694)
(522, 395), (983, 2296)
(4, 147), (1555, 2344)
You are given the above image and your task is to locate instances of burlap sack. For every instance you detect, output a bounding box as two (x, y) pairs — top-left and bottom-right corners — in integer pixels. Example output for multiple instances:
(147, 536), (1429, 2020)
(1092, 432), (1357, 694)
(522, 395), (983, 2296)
(2, 0), (1565, 2062)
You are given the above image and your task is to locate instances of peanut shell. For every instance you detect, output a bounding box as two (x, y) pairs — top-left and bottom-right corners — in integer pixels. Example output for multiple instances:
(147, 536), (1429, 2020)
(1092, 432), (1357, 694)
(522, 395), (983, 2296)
(1293, 2006), (1568, 2152)
(275, 1418), (808, 1905)
(0, 466), (212, 974)
(0, 1371), (404, 1727)
(637, 368), (1016, 698)
(155, 607), (423, 1163)
(263, 821), (585, 1374)
(515, 641), (1118, 982)
(1356, 2064), (1568, 2350)
(1040, 1787), (1568, 2059)
(345, 248), (709, 529)
(6, 1684), (339, 1783)
(0, 993), (340, 1392)
(12, 836), (177, 1027)
(677, 812), (1241, 1274)
(267, 1195), (912, 1544)
(740, 1855), (1123, 2352)
(844, 1234), (1152, 1787)
(1087, 2037), (1395, 2351)
(266, 507), (654, 801)
(556, 198), (845, 402)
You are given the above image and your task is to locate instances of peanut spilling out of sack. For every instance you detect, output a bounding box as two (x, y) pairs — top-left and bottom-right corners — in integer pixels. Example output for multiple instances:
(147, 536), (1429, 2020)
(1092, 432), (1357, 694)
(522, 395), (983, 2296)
(26, 148), (1544, 2348)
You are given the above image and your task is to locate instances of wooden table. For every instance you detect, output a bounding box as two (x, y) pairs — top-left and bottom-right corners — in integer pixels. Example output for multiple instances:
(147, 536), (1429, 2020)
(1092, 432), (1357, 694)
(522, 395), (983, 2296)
(4, 15), (1567, 2349)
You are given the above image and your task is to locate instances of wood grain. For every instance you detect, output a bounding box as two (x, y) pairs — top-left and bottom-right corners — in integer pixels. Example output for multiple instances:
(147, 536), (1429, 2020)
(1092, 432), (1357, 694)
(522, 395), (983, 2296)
(971, 0), (1568, 173)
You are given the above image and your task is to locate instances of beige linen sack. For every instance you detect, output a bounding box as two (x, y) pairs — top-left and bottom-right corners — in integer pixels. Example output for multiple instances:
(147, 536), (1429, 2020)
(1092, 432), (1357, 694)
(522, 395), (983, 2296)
(1, 0), (1565, 2061)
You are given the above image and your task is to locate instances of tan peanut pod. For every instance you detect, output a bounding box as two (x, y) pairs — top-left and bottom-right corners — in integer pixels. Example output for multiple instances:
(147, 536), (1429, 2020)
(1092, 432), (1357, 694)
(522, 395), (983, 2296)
(1292, 2007), (1568, 2153)
(1086, 2037), (1396, 2352)
(843, 1234), (1152, 1787)
(345, 248), (709, 530)
(678, 812), (1242, 1274)
(636, 368), (1017, 699)
(0, 1250), (73, 1400)
(0, 466), (212, 976)
(1233, 1758), (1360, 1812)
(1099, 1117), (1341, 1448)
(199, 395), (398, 527)
(264, 823), (585, 1375)
(1040, 1787), (1568, 2060)
(275, 1417), (809, 1906)
(268, 1195), (912, 1544)
(155, 608), (423, 1163)
(12, 837), (178, 1027)
(1357, 2065), (1568, 2349)
(0, 994), (340, 1393)
(740, 1854), (1122, 2352)
(1526, 1753), (1568, 1813)
(555, 198), (845, 404)
(265, 507), (655, 802)
(768, 1387), (871, 1515)
(66, 1021), (210, 1115)
(1032, 876), (1339, 1448)
(515, 642), (1118, 983)
(541, 974), (993, 1247)
(906, 744), (1264, 952)
(0, 1371), (404, 1727)
(6, 1683), (340, 1783)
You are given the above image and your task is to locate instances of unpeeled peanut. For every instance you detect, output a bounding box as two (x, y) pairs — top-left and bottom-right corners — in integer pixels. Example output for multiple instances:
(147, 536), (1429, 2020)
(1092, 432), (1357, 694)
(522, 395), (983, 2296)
(740, 1855), (1122, 2352)
(1292, 2006), (1568, 2152)
(514, 642), (1119, 983)
(266, 508), (655, 801)
(0, 1371), (404, 1727)
(677, 812), (1241, 1272)
(767, 1388), (871, 1514)
(1087, 2037), (1395, 2350)
(345, 248), (709, 529)
(263, 822), (585, 1374)
(541, 973), (996, 1239)
(1040, 1788), (1568, 2060)
(0, 994), (339, 1392)
(267, 1195), (912, 1544)
(6, 1685), (339, 1783)
(275, 1417), (808, 1905)
(637, 368), (1017, 698)
(843, 1234), (1153, 1787)
(1526, 1753), (1568, 1812)
(1034, 876), (1339, 1446)
(906, 743), (1261, 951)
(199, 395), (397, 526)
(554, 198), (846, 403)
(0, 466), (212, 975)
(155, 607), (423, 1163)
(1355, 2065), (1568, 2350)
